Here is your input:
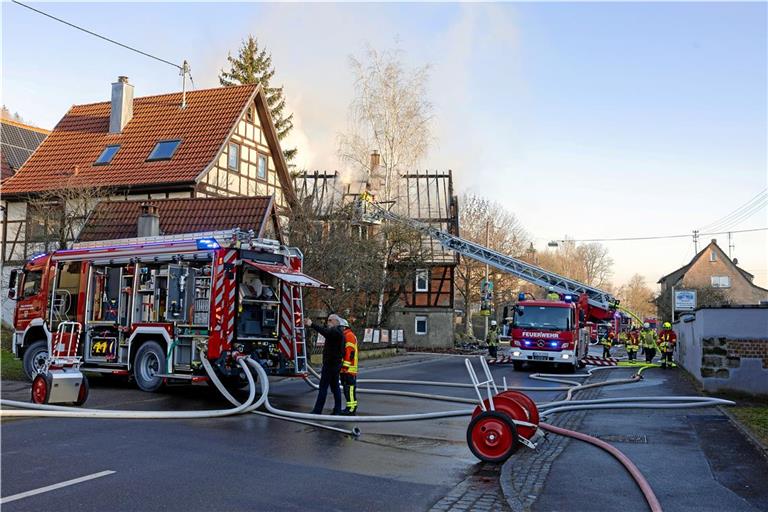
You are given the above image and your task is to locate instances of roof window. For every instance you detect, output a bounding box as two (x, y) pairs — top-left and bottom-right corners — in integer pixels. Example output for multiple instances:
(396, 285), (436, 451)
(94, 144), (120, 165)
(147, 140), (181, 161)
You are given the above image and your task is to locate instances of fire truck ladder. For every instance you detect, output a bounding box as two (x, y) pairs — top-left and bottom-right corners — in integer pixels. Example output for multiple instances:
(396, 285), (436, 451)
(360, 200), (617, 311)
(292, 286), (308, 373)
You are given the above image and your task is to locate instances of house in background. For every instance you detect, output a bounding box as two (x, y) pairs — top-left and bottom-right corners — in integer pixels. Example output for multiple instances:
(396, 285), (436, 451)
(1, 76), (297, 266)
(658, 239), (768, 309)
(294, 156), (459, 348)
(0, 118), (50, 181)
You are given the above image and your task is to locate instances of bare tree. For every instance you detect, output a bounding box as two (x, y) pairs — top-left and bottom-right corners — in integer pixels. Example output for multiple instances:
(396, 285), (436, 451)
(537, 240), (614, 290)
(26, 178), (112, 253)
(617, 274), (656, 319)
(338, 46), (433, 201)
(454, 194), (529, 336)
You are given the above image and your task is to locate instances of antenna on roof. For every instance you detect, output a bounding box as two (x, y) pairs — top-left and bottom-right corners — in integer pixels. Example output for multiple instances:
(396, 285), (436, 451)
(181, 60), (190, 109)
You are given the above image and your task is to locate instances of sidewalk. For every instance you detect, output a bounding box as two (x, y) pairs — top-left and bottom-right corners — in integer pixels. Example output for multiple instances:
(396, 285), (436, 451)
(502, 364), (768, 512)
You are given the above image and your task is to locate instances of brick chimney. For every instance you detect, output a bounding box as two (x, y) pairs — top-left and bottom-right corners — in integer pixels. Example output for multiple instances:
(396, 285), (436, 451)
(138, 203), (159, 237)
(370, 150), (381, 173)
(110, 76), (134, 134)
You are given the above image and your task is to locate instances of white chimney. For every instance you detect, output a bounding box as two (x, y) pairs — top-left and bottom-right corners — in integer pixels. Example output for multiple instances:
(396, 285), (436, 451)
(110, 76), (134, 133)
(138, 203), (160, 237)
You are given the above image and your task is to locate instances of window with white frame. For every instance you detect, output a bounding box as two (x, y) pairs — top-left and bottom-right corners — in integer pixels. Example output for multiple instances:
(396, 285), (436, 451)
(228, 143), (240, 171)
(415, 316), (428, 335)
(415, 269), (429, 292)
(711, 276), (730, 288)
(709, 250), (717, 262)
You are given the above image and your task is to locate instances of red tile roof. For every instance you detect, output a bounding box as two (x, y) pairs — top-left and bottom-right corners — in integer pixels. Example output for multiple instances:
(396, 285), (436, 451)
(77, 196), (278, 242)
(2, 84), (258, 195)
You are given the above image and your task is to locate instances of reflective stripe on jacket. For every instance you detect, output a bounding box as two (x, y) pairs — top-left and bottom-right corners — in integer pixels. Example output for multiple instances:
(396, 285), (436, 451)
(341, 328), (358, 375)
(639, 329), (657, 348)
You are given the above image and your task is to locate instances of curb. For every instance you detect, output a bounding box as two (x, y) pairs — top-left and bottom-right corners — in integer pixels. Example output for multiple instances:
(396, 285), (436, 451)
(717, 405), (768, 462)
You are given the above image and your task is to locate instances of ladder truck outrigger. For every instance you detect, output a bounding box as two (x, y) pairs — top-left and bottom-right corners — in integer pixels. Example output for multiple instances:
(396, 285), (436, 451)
(7, 229), (330, 402)
(359, 199), (619, 372)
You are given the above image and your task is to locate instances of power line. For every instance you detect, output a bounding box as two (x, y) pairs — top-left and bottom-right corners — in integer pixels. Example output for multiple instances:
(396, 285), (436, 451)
(12, 0), (182, 70)
(550, 226), (767, 244)
(705, 196), (767, 233)
(699, 188), (767, 232)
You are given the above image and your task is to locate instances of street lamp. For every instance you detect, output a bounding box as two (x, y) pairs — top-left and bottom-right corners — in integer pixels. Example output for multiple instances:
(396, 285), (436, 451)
(548, 240), (559, 248)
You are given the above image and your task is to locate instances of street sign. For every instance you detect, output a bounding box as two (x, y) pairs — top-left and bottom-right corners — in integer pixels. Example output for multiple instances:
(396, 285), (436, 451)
(674, 290), (697, 311)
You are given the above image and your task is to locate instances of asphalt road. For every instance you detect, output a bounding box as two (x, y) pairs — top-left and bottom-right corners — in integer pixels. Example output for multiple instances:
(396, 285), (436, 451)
(1, 353), (565, 512)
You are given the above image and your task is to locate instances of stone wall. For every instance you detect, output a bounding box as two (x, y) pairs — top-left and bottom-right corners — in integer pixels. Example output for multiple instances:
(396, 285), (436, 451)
(388, 307), (454, 349)
(675, 306), (768, 396)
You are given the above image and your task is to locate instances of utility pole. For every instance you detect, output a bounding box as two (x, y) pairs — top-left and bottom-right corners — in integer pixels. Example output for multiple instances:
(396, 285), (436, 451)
(483, 220), (490, 343)
(692, 230), (699, 254)
(728, 231), (734, 259)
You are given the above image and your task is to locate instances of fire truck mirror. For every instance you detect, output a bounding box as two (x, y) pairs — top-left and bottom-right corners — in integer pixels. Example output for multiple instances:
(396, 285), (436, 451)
(7, 270), (18, 299)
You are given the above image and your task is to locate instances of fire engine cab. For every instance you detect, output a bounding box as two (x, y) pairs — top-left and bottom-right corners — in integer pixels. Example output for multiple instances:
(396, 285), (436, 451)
(8, 229), (330, 392)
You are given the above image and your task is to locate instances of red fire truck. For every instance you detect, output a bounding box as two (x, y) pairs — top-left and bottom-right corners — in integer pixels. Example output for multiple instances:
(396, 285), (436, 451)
(7, 229), (330, 391)
(507, 294), (614, 372)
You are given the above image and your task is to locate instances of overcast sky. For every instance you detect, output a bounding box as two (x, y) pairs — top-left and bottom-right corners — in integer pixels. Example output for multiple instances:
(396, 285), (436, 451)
(2, 2), (766, 289)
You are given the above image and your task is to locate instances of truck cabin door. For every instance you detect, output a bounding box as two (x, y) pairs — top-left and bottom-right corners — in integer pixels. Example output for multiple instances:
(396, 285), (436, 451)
(14, 267), (45, 328)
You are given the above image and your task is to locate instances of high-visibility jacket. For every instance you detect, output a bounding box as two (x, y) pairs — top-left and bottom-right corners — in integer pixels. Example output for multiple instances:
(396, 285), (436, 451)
(639, 329), (657, 349)
(487, 329), (499, 347)
(600, 333), (614, 348)
(546, 292), (560, 301)
(658, 329), (677, 352)
(341, 328), (358, 375)
(626, 332), (640, 351)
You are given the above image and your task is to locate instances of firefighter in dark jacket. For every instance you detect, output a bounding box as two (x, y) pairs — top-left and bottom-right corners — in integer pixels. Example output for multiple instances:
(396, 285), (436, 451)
(339, 319), (359, 415)
(601, 329), (615, 359)
(306, 314), (345, 415)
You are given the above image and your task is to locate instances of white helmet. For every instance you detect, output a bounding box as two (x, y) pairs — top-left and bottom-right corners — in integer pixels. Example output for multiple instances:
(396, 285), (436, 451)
(548, 286), (554, 292)
(643, 322), (650, 329)
(491, 320), (497, 326)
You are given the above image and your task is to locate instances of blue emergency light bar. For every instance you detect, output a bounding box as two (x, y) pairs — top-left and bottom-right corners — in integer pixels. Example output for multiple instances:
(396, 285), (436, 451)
(196, 238), (220, 250)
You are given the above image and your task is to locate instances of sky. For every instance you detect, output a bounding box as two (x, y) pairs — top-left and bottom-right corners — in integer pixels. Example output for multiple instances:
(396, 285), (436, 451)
(2, 1), (766, 290)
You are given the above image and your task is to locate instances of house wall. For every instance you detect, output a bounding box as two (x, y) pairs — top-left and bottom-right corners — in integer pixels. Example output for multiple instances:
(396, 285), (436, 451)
(197, 102), (287, 210)
(679, 244), (768, 304)
(402, 265), (454, 308)
(388, 307), (454, 348)
(675, 307), (768, 396)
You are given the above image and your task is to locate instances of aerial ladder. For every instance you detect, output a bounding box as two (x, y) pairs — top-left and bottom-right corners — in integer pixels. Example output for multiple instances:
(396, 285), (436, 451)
(358, 198), (619, 317)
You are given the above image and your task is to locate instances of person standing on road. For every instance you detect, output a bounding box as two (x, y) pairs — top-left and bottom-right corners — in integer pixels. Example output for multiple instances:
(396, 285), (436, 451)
(305, 314), (345, 415)
(339, 319), (359, 415)
(640, 323), (658, 364)
(626, 328), (640, 361)
(487, 320), (499, 359)
(601, 328), (615, 359)
(658, 322), (677, 369)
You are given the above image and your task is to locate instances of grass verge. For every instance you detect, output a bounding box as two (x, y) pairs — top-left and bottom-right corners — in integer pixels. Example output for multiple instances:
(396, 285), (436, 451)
(1, 348), (25, 381)
(730, 406), (768, 449)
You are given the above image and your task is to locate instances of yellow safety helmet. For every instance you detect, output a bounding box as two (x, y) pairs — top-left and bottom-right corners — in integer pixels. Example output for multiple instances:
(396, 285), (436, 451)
(663, 322), (671, 329)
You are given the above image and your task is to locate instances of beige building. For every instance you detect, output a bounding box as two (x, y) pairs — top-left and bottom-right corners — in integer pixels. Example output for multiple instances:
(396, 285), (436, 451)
(658, 239), (768, 306)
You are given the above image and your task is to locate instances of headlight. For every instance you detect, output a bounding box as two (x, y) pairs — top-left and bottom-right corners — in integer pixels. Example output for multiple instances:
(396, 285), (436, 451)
(512, 351), (521, 357)
(561, 353), (571, 359)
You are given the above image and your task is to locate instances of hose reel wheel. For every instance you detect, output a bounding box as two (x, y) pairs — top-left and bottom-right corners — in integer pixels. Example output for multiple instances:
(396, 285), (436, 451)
(472, 393), (538, 440)
(466, 410), (519, 463)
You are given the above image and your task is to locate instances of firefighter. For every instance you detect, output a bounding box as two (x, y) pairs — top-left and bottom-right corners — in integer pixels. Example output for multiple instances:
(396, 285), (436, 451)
(658, 322), (677, 368)
(305, 315), (345, 415)
(487, 320), (499, 359)
(339, 319), (359, 415)
(546, 286), (560, 301)
(600, 328), (615, 358)
(640, 322), (658, 364)
(626, 328), (640, 361)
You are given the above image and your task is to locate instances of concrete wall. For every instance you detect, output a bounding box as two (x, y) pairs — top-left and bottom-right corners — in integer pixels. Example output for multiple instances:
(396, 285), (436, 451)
(388, 307), (454, 348)
(675, 306), (768, 396)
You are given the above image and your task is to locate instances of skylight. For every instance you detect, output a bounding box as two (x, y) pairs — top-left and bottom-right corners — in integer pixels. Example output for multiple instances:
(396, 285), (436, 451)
(147, 140), (181, 161)
(94, 144), (120, 165)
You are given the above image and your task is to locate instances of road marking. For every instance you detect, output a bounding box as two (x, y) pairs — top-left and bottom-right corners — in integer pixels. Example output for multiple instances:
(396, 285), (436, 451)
(0, 470), (116, 504)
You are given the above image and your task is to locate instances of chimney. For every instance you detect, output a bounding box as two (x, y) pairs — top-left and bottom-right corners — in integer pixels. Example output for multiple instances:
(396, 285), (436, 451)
(711, 238), (717, 244)
(138, 203), (159, 237)
(733, 258), (739, 265)
(110, 76), (134, 134)
(370, 150), (381, 173)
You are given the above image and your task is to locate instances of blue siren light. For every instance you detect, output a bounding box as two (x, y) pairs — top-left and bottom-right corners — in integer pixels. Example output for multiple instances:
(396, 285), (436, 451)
(196, 238), (220, 250)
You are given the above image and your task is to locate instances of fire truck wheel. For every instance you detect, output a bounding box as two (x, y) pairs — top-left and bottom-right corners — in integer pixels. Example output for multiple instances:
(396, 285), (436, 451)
(31, 373), (51, 404)
(512, 361), (524, 371)
(134, 341), (167, 392)
(467, 411), (519, 463)
(22, 340), (49, 381)
(74, 375), (90, 406)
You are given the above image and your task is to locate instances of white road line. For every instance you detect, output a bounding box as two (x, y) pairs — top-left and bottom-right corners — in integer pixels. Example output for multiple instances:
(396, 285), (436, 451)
(1, 470), (116, 504)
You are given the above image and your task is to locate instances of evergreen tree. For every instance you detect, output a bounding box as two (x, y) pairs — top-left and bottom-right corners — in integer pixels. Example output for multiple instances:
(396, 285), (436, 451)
(220, 36), (296, 162)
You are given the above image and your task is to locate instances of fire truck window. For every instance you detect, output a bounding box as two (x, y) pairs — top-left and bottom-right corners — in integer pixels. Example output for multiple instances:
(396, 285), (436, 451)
(22, 270), (42, 298)
(55, 262), (82, 321)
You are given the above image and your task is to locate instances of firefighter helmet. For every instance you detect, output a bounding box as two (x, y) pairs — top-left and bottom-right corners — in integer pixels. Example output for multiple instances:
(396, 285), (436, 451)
(643, 322), (650, 329)
(663, 322), (671, 329)
(491, 320), (497, 326)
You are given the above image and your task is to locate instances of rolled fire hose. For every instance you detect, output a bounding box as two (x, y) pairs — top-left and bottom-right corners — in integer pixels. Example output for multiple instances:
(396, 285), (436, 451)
(0, 357), (262, 419)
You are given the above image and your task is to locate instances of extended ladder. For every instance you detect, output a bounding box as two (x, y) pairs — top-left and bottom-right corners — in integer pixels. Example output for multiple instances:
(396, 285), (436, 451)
(361, 200), (617, 311)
